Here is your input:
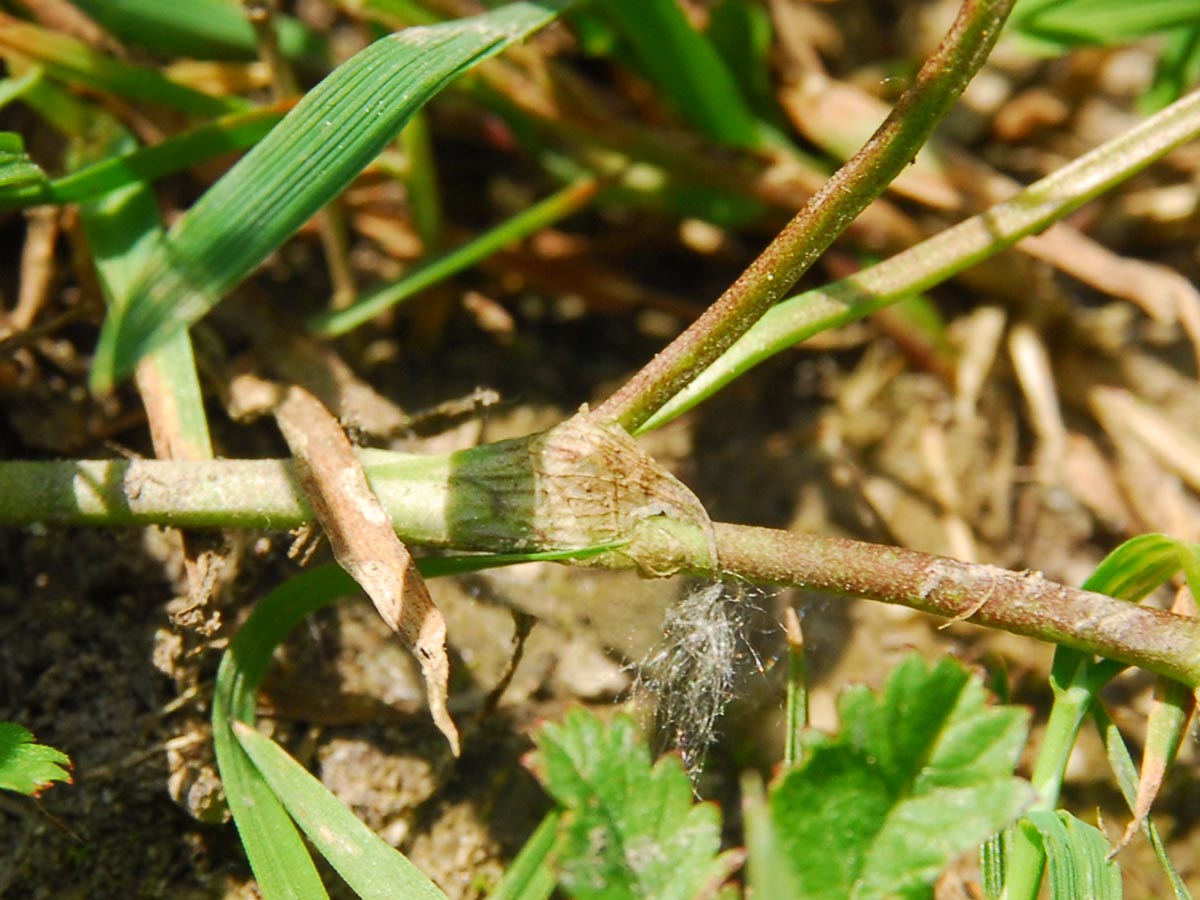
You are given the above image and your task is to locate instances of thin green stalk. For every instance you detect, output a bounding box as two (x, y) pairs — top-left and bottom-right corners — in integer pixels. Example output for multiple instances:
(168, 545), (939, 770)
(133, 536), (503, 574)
(400, 110), (443, 249)
(595, 0), (1016, 432)
(5, 455), (1200, 685)
(0, 104), (287, 211)
(640, 84), (1200, 432)
(782, 608), (807, 770)
(998, 658), (1094, 900)
(308, 177), (601, 336)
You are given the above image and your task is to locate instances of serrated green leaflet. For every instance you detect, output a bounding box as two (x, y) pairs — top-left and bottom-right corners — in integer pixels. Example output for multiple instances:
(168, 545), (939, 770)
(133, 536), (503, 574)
(532, 708), (739, 900)
(91, 0), (575, 392)
(0, 723), (72, 796)
(769, 655), (1032, 900)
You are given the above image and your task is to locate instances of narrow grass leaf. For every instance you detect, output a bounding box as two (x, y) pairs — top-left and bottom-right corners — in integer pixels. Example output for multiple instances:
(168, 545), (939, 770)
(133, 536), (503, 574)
(1079, 532), (1190, 599)
(598, 0), (765, 149)
(1097, 705), (1193, 900)
(484, 812), (560, 900)
(1020, 811), (1122, 900)
(769, 655), (1032, 900)
(0, 66), (44, 113)
(309, 177), (600, 336)
(1011, 0), (1200, 50)
(91, 0), (574, 391)
(213, 568), (340, 899)
(0, 132), (47, 191)
(708, 0), (780, 123)
(213, 547), (614, 898)
(742, 772), (801, 900)
(0, 14), (241, 118)
(68, 0), (326, 63)
(639, 88), (1200, 432)
(0, 104), (287, 211)
(0, 723), (71, 796)
(531, 708), (739, 900)
(78, 155), (214, 459)
(1145, 24), (1200, 109)
(233, 723), (448, 900)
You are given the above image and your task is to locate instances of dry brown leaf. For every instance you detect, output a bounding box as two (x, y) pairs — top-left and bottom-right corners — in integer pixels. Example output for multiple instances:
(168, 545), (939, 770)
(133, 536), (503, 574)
(273, 383), (460, 755)
(1114, 588), (1198, 855)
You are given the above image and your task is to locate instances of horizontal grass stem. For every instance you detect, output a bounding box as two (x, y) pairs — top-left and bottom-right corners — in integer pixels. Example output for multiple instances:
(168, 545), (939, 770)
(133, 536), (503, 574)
(4, 454), (1200, 686)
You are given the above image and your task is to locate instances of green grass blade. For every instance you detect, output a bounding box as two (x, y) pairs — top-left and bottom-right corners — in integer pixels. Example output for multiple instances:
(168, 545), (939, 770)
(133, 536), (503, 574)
(1020, 811), (1122, 900)
(485, 812), (559, 900)
(213, 568), (340, 899)
(1080, 532), (1191, 599)
(0, 15), (242, 118)
(1097, 706), (1193, 900)
(1011, 0), (1200, 49)
(90, 0), (575, 392)
(309, 177), (600, 336)
(212, 544), (616, 896)
(68, 0), (326, 63)
(58, 87), (215, 459)
(233, 723), (449, 900)
(0, 132), (47, 191)
(1145, 24), (1200, 110)
(0, 65), (44, 113)
(0, 104), (286, 211)
(595, 0), (766, 149)
(639, 86), (1200, 432)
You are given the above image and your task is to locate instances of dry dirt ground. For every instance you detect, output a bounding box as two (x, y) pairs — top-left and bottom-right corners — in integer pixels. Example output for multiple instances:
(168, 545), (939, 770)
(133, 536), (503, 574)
(4, 2), (1200, 898)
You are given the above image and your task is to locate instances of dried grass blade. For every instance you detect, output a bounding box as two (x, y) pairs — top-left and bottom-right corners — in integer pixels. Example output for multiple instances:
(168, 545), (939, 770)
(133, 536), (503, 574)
(272, 383), (460, 755)
(90, 0), (574, 392)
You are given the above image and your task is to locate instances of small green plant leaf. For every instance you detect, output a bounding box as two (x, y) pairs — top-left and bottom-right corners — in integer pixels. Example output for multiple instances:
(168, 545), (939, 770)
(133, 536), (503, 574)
(232, 722), (448, 900)
(768, 655), (1033, 900)
(0, 723), (72, 796)
(1020, 811), (1122, 900)
(90, 0), (574, 391)
(0, 132), (46, 190)
(531, 708), (739, 900)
